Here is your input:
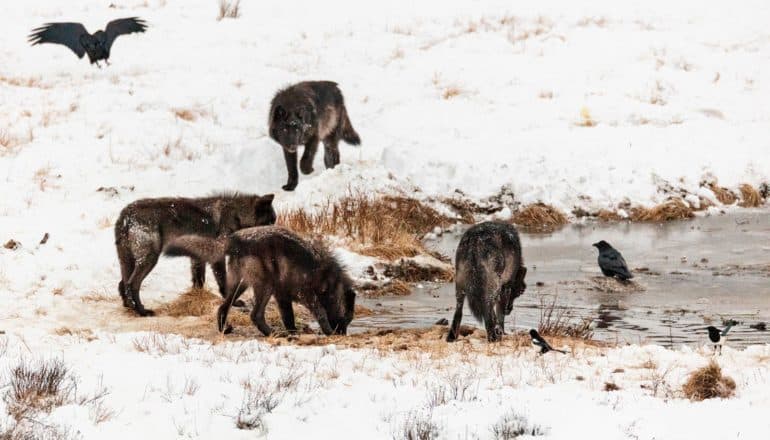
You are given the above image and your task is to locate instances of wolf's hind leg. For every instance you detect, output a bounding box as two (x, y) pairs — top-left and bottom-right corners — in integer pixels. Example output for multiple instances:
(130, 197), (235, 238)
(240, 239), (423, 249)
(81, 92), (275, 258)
(125, 251), (160, 317)
(277, 296), (297, 333)
(117, 248), (136, 308)
(322, 136), (341, 169)
(191, 259), (205, 289)
(250, 290), (274, 336)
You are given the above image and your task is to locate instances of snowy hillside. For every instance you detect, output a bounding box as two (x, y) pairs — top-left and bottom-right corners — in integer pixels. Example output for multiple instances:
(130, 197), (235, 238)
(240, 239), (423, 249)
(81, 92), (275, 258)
(1, 0), (770, 438)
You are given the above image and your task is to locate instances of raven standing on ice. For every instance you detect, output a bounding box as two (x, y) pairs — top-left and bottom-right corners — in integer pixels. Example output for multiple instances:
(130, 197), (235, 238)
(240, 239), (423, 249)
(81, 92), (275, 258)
(529, 329), (566, 355)
(28, 17), (147, 67)
(592, 240), (633, 281)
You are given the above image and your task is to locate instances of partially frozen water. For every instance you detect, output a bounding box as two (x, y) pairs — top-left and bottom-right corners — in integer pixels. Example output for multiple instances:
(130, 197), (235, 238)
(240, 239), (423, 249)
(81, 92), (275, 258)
(356, 210), (770, 348)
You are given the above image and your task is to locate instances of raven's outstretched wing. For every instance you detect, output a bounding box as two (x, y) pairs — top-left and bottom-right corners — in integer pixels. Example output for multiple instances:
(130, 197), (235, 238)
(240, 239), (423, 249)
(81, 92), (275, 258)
(104, 17), (147, 51)
(28, 22), (88, 58)
(599, 250), (633, 279)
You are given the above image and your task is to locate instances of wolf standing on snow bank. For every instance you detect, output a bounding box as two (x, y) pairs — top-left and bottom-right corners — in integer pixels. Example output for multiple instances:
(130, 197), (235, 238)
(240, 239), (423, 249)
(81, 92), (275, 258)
(269, 81), (361, 191)
(165, 226), (356, 336)
(447, 221), (527, 342)
(114, 193), (276, 316)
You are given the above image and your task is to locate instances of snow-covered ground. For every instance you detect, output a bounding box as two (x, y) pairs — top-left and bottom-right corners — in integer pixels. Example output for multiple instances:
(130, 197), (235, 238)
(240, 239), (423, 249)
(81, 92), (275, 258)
(2, 0), (770, 438)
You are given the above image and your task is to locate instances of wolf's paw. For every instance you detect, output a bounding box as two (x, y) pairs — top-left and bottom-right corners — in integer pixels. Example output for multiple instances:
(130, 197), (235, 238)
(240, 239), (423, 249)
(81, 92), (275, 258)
(282, 183), (297, 191)
(136, 308), (155, 317)
(233, 299), (246, 307)
(300, 162), (314, 175)
(223, 324), (234, 334)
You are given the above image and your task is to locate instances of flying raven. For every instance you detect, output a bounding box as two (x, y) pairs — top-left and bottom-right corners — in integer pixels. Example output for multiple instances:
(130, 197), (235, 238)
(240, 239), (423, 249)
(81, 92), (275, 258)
(28, 17), (147, 67)
(592, 240), (633, 281)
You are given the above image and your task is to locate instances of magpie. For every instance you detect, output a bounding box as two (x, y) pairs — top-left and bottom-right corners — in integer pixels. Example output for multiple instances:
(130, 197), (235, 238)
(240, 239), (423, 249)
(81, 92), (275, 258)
(706, 322), (735, 355)
(592, 240), (633, 281)
(529, 329), (566, 355)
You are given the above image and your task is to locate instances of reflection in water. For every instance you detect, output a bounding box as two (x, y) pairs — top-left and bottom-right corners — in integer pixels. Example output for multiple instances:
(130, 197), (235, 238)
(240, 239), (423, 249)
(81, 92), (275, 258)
(355, 210), (770, 348)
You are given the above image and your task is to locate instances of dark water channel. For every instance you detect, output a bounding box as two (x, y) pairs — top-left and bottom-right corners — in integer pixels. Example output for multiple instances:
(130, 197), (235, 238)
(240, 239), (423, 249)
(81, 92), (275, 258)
(355, 210), (770, 348)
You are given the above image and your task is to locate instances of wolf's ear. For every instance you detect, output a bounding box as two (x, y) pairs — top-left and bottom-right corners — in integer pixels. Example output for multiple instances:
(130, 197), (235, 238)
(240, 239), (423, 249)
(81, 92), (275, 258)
(272, 105), (286, 120)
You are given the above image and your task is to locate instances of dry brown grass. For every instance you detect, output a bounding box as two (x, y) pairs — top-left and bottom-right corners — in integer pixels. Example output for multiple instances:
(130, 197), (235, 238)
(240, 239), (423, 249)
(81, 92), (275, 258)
(278, 194), (452, 260)
(629, 198), (694, 222)
(738, 184), (763, 207)
(537, 296), (594, 340)
(576, 106), (597, 127)
(383, 258), (454, 283)
(441, 86), (463, 100)
(708, 184), (737, 205)
(4, 359), (73, 421)
(682, 361), (736, 401)
(596, 209), (622, 222)
(217, 0), (241, 20)
(173, 108), (197, 121)
(603, 382), (620, 392)
(362, 279), (412, 297)
(0, 76), (48, 89)
(511, 203), (568, 232)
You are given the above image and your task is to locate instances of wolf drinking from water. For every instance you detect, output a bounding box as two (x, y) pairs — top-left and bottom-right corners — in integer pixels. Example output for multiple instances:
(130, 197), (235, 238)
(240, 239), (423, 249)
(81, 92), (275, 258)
(447, 221), (527, 342)
(165, 226), (356, 336)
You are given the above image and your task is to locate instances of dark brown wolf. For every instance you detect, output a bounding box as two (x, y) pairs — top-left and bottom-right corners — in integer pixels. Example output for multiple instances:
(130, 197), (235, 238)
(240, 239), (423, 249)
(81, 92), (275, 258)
(447, 221), (527, 342)
(269, 81), (361, 191)
(164, 226), (356, 336)
(114, 193), (276, 316)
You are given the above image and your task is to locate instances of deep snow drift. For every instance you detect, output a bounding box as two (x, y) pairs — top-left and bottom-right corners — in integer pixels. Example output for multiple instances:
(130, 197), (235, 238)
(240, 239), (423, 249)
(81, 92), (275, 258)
(1, 0), (769, 438)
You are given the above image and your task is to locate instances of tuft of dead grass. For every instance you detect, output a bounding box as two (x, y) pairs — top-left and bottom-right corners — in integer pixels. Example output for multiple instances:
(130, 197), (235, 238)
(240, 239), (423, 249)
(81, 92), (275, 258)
(511, 203), (568, 232)
(629, 198), (694, 222)
(383, 259), (454, 283)
(362, 279), (412, 297)
(4, 359), (74, 421)
(596, 209), (622, 222)
(537, 297), (593, 340)
(441, 86), (463, 100)
(217, 0), (241, 20)
(738, 184), (763, 207)
(575, 106), (597, 127)
(682, 361), (736, 401)
(278, 194), (452, 260)
(708, 183), (737, 205)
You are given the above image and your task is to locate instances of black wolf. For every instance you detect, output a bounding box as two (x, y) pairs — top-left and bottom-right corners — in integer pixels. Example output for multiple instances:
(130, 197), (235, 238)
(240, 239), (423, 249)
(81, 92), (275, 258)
(269, 81), (361, 191)
(592, 240), (633, 280)
(114, 193), (276, 316)
(447, 221), (527, 342)
(29, 18), (147, 67)
(165, 226), (356, 336)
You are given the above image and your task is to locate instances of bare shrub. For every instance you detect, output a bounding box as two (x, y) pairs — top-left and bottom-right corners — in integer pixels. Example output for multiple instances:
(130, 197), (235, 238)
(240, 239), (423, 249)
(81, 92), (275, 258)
(511, 203), (568, 232)
(217, 0), (241, 20)
(538, 297), (593, 340)
(490, 410), (547, 439)
(682, 361), (736, 401)
(4, 359), (74, 421)
(236, 372), (299, 432)
(391, 410), (440, 440)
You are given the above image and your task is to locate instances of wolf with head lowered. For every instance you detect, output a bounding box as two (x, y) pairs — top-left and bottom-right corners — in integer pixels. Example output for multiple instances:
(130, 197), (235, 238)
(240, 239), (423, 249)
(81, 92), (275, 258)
(164, 225), (356, 336)
(269, 81), (361, 191)
(114, 193), (276, 316)
(447, 221), (527, 342)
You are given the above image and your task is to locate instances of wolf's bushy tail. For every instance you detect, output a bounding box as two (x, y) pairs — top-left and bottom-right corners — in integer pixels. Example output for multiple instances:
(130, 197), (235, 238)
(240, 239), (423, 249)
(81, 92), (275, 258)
(340, 107), (361, 146)
(163, 235), (226, 263)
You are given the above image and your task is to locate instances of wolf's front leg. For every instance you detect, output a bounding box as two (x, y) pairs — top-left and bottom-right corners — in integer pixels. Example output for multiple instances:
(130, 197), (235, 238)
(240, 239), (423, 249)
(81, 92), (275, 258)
(300, 136), (319, 175)
(282, 148), (299, 191)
